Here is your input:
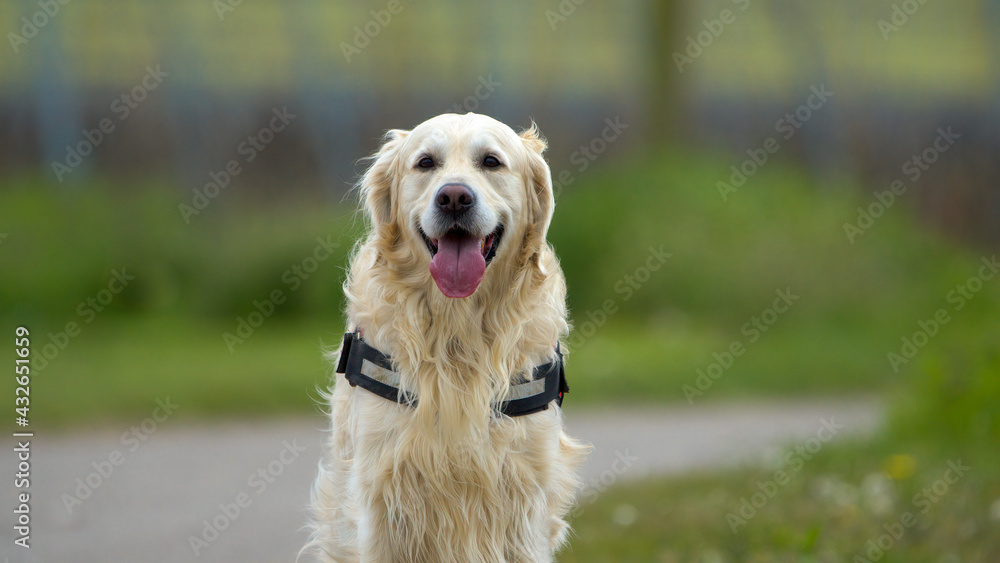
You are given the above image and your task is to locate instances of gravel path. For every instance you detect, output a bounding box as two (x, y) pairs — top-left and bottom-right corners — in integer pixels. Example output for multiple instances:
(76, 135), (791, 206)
(1, 398), (881, 563)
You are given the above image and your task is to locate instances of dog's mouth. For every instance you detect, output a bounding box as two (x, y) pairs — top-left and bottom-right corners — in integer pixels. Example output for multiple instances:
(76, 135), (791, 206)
(419, 224), (504, 298)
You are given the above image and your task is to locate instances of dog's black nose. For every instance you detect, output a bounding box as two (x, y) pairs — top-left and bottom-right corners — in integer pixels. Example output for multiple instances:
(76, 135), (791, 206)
(436, 184), (475, 214)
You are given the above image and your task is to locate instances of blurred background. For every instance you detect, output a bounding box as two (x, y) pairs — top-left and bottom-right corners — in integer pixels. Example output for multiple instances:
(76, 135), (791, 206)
(1, 0), (998, 561)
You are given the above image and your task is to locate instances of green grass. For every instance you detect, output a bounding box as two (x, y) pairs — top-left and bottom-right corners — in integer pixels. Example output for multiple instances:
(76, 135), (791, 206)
(563, 337), (1000, 562)
(14, 314), (884, 427)
(551, 149), (999, 405)
(18, 315), (337, 428)
(1, 312), (929, 427)
(2, 146), (999, 425)
(562, 444), (1000, 562)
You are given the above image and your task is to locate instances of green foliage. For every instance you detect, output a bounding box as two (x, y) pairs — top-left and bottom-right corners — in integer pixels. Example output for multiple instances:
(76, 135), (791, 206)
(889, 329), (1000, 448)
(563, 341), (1000, 562)
(561, 283), (1000, 562)
(551, 149), (967, 326)
(552, 148), (992, 404)
(563, 440), (1000, 562)
(21, 316), (336, 428)
(2, 146), (998, 423)
(0, 176), (361, 320)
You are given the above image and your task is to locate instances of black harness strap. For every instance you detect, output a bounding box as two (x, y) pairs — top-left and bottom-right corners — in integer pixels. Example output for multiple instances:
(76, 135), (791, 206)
(336, 332), (568, 417)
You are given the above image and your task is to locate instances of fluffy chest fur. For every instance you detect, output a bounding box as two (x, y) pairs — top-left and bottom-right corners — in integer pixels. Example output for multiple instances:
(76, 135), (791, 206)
(346, 389), (571, 562)
(312, 359), (586, 562)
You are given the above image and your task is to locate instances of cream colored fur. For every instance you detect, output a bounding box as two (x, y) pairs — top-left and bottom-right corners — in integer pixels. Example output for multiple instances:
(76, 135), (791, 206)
(304, 113), (590, 563)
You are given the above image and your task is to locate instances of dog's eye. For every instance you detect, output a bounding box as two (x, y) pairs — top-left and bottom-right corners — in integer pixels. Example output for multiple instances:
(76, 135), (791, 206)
(417, 156), (435, 169)
(482, 155), (502, 168)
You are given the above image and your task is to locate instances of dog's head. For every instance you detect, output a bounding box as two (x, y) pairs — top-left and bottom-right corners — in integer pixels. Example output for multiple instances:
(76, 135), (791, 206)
(360, 113), (554, 299)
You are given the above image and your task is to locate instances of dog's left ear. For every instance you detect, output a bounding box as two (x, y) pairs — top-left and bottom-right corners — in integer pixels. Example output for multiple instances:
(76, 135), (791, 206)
(360, 129), (409, 229)
(519, 123), (554, 240)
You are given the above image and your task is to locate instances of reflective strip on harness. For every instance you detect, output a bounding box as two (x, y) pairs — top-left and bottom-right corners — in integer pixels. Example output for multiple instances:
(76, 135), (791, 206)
(335, 332), (567, 417)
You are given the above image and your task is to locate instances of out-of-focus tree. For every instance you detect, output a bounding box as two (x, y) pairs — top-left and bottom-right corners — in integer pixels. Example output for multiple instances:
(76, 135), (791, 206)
(646, 0), (682, 145)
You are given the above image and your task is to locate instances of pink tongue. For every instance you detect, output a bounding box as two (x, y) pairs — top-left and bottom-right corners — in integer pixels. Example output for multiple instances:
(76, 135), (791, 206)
(428, 232), (485, 298)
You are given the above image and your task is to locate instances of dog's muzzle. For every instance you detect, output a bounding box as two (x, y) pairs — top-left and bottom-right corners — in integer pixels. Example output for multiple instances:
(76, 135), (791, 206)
(419, 184), (503, 299)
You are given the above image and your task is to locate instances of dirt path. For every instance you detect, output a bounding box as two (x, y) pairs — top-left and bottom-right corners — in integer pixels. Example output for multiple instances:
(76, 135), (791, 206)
(1, 398), (881, 563)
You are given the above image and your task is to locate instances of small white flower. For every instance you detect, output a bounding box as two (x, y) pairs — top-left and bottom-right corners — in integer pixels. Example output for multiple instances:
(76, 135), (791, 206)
(990, 498), (1000, 522)
(611, 503), (638, 527)
(861, 472), (895, 516)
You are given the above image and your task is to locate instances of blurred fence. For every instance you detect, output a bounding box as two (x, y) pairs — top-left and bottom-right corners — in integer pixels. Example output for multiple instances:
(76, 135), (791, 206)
(0, 0), (998, 242)
(0, 0), (648, 192)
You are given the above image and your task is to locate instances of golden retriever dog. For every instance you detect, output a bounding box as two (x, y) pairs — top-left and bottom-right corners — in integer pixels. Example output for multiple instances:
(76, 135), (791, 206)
(303, 113), (589, 563)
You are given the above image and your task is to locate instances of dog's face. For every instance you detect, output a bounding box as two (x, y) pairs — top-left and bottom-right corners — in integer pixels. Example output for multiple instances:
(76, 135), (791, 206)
(362, 113), (553, 298)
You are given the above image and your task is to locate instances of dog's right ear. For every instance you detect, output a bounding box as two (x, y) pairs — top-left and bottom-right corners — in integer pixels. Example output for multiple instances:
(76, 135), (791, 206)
(360, 129), (409, 227)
